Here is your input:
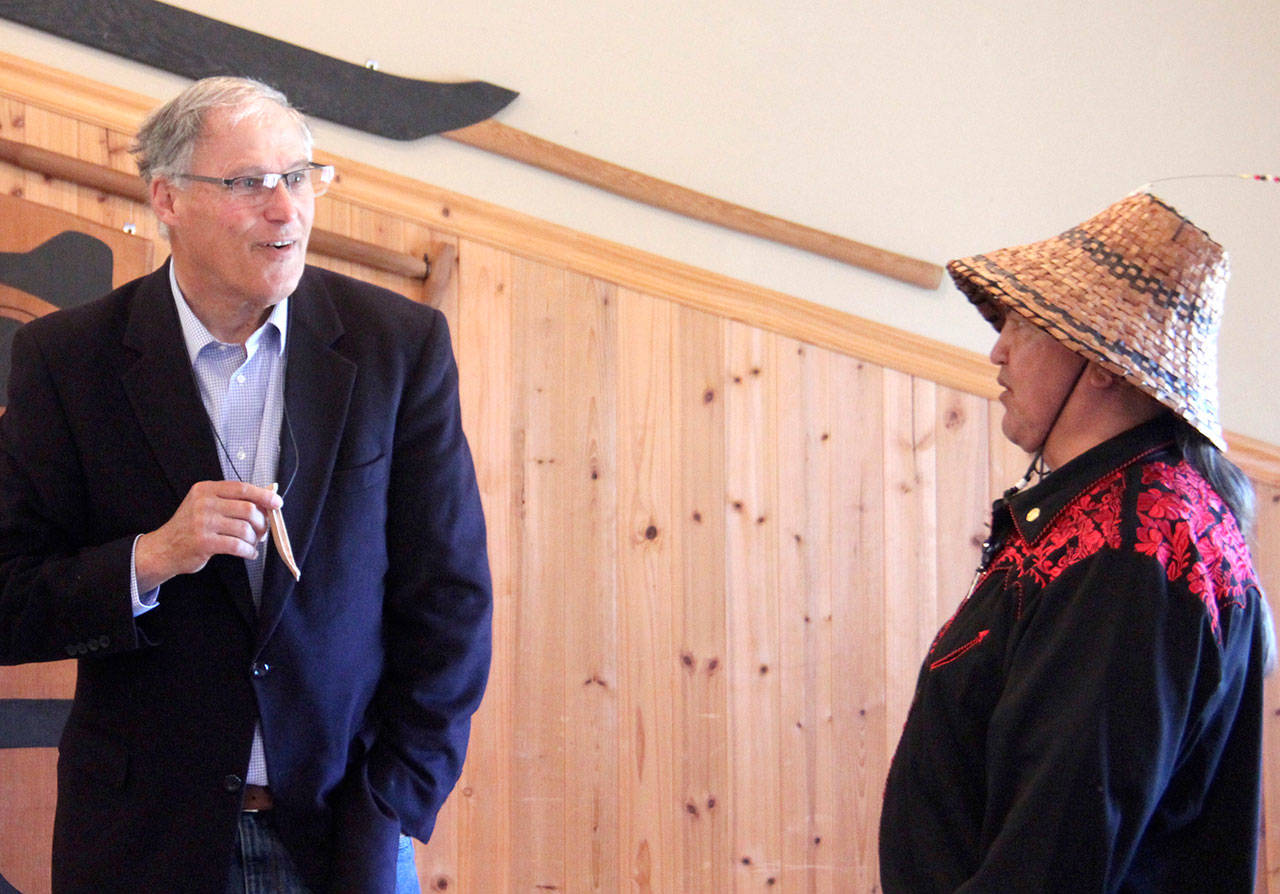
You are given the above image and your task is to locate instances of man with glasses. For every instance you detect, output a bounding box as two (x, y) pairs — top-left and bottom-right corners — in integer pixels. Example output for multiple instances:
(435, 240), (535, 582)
(0, 78), (492, 893)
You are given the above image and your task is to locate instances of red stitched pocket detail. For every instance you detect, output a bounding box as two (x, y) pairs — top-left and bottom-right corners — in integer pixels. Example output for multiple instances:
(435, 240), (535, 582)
(928, 629), (989, 671)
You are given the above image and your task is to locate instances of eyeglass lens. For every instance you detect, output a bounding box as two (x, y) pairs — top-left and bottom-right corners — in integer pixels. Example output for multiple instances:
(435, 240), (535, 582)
(229, 166), (331, 199)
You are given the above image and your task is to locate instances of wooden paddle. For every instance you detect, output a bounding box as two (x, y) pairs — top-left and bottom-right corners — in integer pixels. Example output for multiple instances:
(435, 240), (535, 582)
(445, 119), (943, 288)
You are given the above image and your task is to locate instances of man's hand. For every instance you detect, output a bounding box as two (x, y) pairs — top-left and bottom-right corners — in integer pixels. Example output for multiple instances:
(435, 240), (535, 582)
(134, 481), (283, 592)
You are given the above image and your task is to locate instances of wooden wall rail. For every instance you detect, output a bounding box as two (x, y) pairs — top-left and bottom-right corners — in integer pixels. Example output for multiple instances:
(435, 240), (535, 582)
(444, 118), (946, 289)
(0, 52), (1278, 894)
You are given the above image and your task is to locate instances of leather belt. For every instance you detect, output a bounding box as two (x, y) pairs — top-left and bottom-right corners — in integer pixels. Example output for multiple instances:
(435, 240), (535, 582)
(241, 784), (274, 812)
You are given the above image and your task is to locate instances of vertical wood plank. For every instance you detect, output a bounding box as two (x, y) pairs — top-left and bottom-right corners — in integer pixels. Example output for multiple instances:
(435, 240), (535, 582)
(561, 270), (622, 892)
(830, 355), (888, 890)
(881, 372), (939, 743)
(443, 238), (516, 892)
(935, 388), (993, 623)
(350, 203), (403, 293)
(725, 320), (782, 889)
(776, 337), (835, 892)
(616, 287), (679, 893)
(0, 97), (23, 143)
(673, 303), (731, 892)
(0, 101), (29, 199)
(311, 195), (350, 264)
(17, 104), (78, 213)
(509, 255), (569, 893)
(73, 120), (135, 233)
(314, 197), (346, 267)
(0, 751), (57, 894)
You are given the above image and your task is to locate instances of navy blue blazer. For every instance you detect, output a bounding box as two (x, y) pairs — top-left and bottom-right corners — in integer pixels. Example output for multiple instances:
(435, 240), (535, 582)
(0, 262), (492, 893)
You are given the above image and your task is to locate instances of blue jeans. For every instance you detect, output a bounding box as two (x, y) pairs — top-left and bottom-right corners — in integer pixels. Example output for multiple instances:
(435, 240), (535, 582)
(394, 834), (421, 894)
(228, 812), (421, 893)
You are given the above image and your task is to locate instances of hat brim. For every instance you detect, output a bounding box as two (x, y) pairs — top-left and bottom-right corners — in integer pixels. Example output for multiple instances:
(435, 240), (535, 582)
(947, 193), (1228, 451)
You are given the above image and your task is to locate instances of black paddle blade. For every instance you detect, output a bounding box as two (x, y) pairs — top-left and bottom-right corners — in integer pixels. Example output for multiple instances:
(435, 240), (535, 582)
(0, 0), (519, 139)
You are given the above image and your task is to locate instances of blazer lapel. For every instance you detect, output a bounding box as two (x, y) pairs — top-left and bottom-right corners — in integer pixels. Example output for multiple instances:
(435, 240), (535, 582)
(120, 261), (257, 626)
(256, 271), (356, 647)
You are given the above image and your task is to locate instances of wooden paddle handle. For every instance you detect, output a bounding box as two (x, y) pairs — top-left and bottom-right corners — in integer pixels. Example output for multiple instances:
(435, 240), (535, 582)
(444, 119), (943, 290)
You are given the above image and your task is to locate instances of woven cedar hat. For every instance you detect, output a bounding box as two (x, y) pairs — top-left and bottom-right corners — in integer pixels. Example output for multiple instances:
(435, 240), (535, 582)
(947, 191), (1229, 450)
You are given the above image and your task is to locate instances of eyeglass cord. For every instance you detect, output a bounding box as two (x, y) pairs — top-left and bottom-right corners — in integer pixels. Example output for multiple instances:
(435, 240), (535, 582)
(209, 398), (300, 501)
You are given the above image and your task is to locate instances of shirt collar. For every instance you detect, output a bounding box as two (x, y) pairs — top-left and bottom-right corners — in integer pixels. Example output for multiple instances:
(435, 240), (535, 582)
(168, 259), (289, 364)
(998, 414), (1181, 545)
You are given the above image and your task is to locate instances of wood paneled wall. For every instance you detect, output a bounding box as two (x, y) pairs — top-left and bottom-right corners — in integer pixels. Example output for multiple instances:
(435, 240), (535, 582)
(1, 53), (1278, 893)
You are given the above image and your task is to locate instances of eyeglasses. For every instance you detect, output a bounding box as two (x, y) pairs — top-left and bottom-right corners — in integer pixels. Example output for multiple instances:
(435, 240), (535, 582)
(175, 163), (335, 202)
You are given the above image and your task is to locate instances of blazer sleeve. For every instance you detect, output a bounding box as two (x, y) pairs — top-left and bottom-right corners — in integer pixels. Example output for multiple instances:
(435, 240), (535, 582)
(0, 322), (144, 665)
(363, 307), (493, 842)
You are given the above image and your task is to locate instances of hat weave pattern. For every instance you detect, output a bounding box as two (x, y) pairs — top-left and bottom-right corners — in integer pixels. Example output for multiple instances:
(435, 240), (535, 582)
(948, 192), (1229, 449)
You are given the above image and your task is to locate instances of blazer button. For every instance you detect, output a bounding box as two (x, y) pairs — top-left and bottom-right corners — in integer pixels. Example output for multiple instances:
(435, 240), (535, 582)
(251, 661), (271, 678)
(65, 644), (78, 657)
(223, 774), (243, 793)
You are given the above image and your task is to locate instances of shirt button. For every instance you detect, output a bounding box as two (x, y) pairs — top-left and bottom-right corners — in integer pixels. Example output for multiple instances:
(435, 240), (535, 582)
(236, 450), (247, 462)
(236, 374), (246, 385)
(223, 774), (243, 792)
(251, 661), (271, 678)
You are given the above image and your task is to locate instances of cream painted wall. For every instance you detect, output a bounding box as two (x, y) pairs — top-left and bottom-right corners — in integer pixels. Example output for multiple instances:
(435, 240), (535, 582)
(2, 0), (1277, 444)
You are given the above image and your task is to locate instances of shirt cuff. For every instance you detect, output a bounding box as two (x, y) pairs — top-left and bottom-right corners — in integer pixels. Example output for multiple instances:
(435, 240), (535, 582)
(130, 534), (160, 618)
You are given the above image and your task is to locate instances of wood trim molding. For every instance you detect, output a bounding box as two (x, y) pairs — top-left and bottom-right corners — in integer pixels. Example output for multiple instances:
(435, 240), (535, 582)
(0, 49), (155, 132)
(1, 49), (1276, 485)
(1226, 432), (1280, 491)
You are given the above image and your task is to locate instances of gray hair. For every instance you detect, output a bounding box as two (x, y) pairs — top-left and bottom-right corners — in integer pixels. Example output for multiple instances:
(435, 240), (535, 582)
(132, 76), (313, 183)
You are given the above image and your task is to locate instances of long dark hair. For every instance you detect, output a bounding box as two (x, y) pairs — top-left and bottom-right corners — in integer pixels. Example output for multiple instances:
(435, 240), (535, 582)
(1174, 417), (1256, 538)
(1175, 417), (1276, 675)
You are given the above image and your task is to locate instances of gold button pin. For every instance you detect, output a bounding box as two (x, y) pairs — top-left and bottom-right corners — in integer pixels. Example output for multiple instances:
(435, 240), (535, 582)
(1026, 507), (1041, 522)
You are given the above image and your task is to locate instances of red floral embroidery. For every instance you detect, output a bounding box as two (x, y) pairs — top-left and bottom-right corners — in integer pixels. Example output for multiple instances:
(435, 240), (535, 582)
(968, 459), (1255, 645)
(933, 454), (1257, 665)
(1135, 462), (1254, 639)
(1019, 471), (1125, 587)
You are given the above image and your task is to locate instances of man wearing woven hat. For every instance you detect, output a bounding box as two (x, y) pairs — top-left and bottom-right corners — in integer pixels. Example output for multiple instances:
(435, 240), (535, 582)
(879, 192), (1272, 891)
